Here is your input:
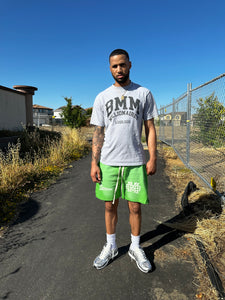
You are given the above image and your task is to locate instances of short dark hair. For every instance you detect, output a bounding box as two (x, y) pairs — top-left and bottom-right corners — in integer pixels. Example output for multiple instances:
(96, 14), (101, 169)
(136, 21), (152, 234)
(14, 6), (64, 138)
(109, 49), (130, 61)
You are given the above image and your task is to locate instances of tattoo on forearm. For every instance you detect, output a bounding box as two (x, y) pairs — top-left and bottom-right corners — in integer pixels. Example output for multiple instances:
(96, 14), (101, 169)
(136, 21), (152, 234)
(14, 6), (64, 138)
(92, 126), (104, 163)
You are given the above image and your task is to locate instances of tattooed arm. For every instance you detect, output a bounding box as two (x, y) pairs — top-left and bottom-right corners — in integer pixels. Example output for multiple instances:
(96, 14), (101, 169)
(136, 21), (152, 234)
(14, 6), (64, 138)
(90, 126), (104, 183)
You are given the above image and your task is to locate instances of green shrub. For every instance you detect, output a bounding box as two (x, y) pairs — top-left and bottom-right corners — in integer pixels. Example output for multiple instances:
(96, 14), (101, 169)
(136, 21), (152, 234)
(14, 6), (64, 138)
(193, 93), (225, 147)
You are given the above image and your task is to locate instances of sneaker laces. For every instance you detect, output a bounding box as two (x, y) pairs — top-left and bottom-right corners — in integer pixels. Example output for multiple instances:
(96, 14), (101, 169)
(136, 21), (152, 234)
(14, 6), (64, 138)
(99, 243), (112, 259)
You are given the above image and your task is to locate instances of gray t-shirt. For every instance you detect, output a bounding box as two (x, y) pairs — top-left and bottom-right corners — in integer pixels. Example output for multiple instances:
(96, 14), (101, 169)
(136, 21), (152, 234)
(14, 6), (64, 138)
(90, 82), (158, 166)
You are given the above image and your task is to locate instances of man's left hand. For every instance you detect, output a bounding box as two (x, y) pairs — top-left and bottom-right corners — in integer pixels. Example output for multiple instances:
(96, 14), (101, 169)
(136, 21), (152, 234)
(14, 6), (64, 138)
(146, 159), (157, 176)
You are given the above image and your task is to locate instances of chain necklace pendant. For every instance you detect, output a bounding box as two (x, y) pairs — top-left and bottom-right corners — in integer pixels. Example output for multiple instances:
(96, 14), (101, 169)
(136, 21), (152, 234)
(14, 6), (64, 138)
(121, 95), (125, 100)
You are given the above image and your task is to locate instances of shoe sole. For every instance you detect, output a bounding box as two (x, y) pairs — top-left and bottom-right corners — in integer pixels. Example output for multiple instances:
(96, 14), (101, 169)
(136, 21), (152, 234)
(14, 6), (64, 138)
(94, 250), (119, 270)
(128, 250), (151, 273)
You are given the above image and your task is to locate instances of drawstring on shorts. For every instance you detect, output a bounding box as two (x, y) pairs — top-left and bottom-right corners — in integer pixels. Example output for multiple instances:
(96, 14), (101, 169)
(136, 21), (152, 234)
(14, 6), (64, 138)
(112, 166), (125, 204)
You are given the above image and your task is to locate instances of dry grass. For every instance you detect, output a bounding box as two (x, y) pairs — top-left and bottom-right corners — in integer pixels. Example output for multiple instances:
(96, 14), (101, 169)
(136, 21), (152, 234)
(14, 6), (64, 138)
(158, 142), (225, 299)
(193, 213), (225, 283)
(0, 127), (90, 225)
(159, 144), (211, 210)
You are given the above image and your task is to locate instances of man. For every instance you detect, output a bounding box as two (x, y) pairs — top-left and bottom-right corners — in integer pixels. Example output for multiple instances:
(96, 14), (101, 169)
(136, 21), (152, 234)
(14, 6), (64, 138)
(90, 49), (158, 273)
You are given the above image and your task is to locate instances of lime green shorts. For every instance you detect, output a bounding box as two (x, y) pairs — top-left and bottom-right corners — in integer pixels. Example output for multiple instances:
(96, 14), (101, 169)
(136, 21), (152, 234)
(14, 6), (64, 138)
(96, 163), (149, 204)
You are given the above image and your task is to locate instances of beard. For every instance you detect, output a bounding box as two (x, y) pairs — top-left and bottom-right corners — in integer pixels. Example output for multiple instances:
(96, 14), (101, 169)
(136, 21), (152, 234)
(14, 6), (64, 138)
(112, 71), (130, 84)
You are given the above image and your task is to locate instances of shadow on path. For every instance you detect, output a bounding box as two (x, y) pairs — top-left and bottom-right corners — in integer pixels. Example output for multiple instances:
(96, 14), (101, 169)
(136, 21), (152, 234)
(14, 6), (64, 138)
(117, 191), (223, 272)
(12, 198), (40, 226)
(117, 223), (183, 272)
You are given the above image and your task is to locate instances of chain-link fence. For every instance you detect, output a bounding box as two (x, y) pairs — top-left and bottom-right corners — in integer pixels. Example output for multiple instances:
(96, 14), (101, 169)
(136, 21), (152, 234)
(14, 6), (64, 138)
(159, 74), (225, 195)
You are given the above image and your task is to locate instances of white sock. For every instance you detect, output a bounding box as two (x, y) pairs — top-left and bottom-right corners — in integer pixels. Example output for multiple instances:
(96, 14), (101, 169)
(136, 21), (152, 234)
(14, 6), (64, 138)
(130, 234), (140, 250)
(106, 233), (117, 249)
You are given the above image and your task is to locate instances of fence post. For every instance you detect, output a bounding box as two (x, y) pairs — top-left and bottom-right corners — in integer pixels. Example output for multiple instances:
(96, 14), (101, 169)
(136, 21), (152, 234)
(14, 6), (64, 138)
(159, 106), (162, 140)
(172, 98), (175, 147)
(161, 106), (165, 142)
(186, 83), (192, 165)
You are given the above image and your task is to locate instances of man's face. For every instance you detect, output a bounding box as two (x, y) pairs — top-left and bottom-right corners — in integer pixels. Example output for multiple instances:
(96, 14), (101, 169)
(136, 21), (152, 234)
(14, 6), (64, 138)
(109, 54), (131, 86)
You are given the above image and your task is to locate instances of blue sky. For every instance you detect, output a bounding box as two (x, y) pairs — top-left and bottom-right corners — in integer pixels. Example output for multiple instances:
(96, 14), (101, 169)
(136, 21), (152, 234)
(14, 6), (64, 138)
(1, 0), (225, 110)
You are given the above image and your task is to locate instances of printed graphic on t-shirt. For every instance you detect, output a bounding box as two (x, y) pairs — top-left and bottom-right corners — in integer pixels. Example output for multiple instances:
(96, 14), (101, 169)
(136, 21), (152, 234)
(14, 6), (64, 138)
(105, 96), (140, 122)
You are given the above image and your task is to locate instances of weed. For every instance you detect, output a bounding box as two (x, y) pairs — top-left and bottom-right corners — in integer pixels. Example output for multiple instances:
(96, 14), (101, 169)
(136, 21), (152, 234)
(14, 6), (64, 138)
(0, 127), (90, 225)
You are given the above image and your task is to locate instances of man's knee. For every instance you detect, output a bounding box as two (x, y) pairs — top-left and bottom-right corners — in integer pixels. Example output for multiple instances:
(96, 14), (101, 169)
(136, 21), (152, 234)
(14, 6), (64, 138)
(105, 201), (118, 213)
(128, 202), (141, 215)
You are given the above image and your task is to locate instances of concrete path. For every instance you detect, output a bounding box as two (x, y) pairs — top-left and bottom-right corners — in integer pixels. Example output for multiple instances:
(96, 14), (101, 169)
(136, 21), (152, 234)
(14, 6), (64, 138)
(0, 151), (195, 300)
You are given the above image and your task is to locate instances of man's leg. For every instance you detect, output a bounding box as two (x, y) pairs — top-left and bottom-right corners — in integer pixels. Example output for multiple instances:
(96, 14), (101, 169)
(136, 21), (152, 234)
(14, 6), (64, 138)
(128, 201), (141, 236)
(93, 199), (119, 270)
(105, 198), (119, 234)
(128, 201), (152, 273)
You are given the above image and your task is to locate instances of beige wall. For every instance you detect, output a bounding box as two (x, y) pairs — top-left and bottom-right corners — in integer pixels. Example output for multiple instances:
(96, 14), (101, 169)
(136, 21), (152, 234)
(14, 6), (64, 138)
(0, 88), (26, 130)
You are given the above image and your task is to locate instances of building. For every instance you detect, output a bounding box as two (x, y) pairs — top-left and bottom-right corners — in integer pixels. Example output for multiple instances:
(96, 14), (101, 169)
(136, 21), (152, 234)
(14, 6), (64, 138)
(33, 104), (53, 126)
(0, 85), (37, 131)
(160, 112), (187, 126)
(53, 106), (64, 125)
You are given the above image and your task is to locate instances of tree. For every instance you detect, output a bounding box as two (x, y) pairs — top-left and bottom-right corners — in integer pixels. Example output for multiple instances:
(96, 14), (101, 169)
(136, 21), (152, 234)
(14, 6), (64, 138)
(86, 107), (93, 116)
(61, 97), (87, 128)
(194, 93), (225, 147)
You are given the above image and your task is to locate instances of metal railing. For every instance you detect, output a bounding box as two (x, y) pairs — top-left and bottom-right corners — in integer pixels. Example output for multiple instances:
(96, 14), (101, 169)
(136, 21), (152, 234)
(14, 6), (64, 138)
(159, 73), (225, 196)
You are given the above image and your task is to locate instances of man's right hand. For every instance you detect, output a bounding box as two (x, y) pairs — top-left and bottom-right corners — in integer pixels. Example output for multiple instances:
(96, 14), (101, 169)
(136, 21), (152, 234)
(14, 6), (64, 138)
(90, 163), (101, 183)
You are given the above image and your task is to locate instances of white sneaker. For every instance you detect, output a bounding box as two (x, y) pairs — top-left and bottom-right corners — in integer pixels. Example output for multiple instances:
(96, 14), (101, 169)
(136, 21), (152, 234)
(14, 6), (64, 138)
(128, 246), (152, 273)
(93, 243), (118, 270)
